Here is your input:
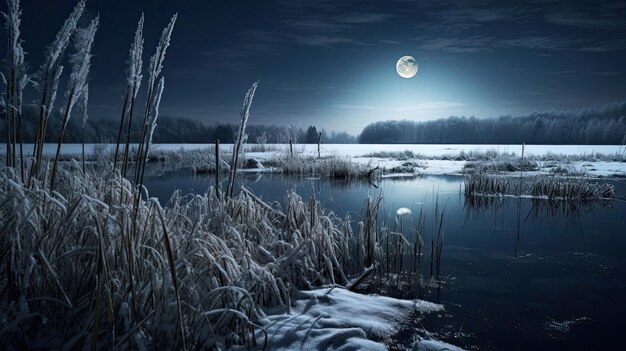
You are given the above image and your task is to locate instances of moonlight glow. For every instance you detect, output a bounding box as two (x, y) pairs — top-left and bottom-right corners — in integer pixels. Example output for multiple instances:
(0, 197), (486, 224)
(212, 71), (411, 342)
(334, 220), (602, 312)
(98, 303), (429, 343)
(396, 56), (418, 78)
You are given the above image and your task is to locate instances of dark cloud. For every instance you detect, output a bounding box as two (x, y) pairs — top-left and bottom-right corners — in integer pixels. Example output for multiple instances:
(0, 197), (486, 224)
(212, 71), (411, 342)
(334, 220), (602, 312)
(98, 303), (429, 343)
(416, 35), (626, 53)
(544, 4), (626, 29)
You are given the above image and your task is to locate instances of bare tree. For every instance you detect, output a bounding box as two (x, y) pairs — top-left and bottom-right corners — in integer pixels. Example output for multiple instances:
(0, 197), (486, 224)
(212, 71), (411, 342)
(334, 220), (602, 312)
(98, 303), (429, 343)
(288, 123), (300, 144)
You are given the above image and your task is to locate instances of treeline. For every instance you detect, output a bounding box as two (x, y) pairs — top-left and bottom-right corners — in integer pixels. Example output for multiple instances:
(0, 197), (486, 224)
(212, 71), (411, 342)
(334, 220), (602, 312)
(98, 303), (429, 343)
(6, 102), (626, 145)
(359, 102), (626, 145)
(0, 104), (356, 144)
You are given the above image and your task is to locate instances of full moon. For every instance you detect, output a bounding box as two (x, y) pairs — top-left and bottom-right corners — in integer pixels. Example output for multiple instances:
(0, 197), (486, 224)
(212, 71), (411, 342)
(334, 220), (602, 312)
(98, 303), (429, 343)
(396, 55), (418, 78)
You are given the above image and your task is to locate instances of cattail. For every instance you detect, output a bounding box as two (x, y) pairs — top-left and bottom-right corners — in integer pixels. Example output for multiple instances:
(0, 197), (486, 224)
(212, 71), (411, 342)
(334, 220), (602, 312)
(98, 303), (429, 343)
(50, 15), (98, 191)
(30, 0), (85, 180)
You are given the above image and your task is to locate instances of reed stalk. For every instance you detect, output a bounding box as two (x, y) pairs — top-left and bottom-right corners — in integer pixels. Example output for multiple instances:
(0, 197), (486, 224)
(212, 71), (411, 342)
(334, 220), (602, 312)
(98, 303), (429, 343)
(226, 81), (258, 198)
(50, 16), (98, 191)
(29, 0), (85, 182)
(117, 15), (144, 176)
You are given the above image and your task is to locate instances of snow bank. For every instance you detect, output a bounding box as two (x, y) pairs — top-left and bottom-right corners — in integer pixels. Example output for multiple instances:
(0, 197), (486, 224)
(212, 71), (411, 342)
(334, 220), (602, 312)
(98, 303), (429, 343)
(260, 287), (444, 350)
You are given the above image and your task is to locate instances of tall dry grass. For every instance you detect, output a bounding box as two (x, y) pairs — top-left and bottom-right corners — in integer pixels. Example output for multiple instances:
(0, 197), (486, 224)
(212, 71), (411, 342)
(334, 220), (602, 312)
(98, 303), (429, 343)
(29, 0), (85, 182)
(0, 162), (369, 348)
(465, 173), (615, 200)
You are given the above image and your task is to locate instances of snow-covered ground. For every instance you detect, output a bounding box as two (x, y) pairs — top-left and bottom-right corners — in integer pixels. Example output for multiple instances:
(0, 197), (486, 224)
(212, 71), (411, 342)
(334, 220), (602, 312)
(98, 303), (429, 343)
(4, 143), (626, 177)
(4, 143), (624, 157)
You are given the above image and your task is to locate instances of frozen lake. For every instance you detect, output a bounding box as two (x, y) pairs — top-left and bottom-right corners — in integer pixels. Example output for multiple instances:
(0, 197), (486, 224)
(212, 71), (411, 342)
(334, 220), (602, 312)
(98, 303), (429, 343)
(143, 169), (626, 350)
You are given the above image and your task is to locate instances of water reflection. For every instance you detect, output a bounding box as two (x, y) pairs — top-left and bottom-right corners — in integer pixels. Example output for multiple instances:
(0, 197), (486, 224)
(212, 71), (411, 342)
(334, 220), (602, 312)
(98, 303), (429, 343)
(464, 194), (614, 221)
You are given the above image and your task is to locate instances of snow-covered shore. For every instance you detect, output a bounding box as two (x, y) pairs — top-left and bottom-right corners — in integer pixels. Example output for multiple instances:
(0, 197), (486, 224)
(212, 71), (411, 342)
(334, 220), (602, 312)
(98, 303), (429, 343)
(245, 144), (625, 178)
(4, 143), (625, 177)
(5, 143), (624, 157)
(259, 287), (461, 350)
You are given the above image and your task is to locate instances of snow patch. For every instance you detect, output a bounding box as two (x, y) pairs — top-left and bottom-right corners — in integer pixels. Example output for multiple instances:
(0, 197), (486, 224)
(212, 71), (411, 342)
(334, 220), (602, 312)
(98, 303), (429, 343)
(261, 287), (445, 350)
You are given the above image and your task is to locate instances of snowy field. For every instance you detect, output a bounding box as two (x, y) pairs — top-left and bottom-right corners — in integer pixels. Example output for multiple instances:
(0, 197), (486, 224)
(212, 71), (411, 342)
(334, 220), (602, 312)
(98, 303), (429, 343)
(5, 143), (624, 157)
(3, 143), (626, 177)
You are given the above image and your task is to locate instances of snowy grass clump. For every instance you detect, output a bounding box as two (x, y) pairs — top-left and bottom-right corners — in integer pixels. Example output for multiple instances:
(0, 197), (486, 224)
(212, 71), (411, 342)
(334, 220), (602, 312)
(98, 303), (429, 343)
(266, 154), (380, 180)
(245, 143), (279, 152)
(465, 173), (615, 200)
(0, 162), (374, 349)
(364, 150), (427, 160)
(454, 148), (625, 163)
(530, 177), (615, 200)
(364, 147), (625, 163)
(536, 151), (625, 162)
(463, 158), (539, 174)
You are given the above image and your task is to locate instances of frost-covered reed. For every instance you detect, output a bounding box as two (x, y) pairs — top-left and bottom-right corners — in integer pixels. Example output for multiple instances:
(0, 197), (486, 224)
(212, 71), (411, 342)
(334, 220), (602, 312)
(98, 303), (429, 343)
(530, 177), (615, 200)
(465, 173), (615, 200)
(227, 81), (258, 198)
(364, 150), (426, 160)
(115, 14), (144, 176)
(0, 148), (438, 348)
(3, 0), (28, 174)
(365, 148), (625, 163)
(77, 84), (89, 172)
(0, 162), (375, 349)
(30, 0), (85, 180)
(267, 153), (380, 180)
(50, 16), (98, 191)
(134, 14), (176, 186)
(463, 158), (538, 174)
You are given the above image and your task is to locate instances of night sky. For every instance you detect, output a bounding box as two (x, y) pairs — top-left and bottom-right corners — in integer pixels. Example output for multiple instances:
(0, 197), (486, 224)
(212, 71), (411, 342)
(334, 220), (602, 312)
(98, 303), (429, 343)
(13, 0), (626, 134)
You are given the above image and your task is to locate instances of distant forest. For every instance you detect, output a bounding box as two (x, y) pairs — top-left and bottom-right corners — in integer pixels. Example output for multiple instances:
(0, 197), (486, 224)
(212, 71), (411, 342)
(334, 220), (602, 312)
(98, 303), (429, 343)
(359, 102), (626, 145)
(3, 102), (626, 145)
(0, 104), (356, 144)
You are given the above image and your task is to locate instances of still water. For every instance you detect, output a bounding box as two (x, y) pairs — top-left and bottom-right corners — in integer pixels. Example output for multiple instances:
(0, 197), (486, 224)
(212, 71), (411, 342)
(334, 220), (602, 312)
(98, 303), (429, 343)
(144, 169), (626, 350)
